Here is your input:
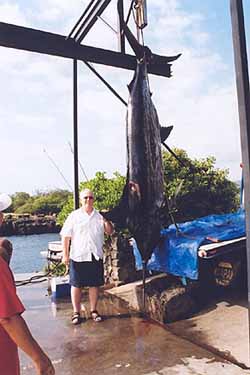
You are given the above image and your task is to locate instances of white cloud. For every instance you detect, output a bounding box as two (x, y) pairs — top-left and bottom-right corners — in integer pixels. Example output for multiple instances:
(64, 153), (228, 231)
(0, 0), (244, 194)
(0, 2), (26, 24)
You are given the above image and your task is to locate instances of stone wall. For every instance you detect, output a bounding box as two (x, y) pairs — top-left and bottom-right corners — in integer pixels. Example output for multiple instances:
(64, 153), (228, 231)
(103, 233), (140, 286)
(103, 236), (201, 323)
(0, 214), (61, 236)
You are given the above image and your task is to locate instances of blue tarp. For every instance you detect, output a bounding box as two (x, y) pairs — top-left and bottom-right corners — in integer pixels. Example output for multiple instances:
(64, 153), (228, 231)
(132, 209), (246, 280)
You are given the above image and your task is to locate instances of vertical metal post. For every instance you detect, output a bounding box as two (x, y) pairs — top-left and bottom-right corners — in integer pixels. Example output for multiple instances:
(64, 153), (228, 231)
(117, 0), (125, 53)
(73, 59), (79, 209)
(230, 0), (250, 358)
(142, 260), (146, 314)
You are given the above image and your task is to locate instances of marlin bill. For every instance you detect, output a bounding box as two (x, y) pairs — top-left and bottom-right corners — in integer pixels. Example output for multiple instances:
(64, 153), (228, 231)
(102, 59), (171, 263)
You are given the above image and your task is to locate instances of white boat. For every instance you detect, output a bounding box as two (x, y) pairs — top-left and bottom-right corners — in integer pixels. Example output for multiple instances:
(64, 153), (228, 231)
(40, 241), (63, 262)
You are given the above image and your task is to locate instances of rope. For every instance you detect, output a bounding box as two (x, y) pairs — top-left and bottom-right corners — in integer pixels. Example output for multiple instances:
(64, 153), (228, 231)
(125, 0), (135, 25)
(15, 262), (68, 287)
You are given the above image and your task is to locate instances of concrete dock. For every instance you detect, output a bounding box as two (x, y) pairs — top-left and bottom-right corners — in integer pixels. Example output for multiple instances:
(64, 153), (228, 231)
(107, 275), (250, 368)
(15, 274), (250, 374)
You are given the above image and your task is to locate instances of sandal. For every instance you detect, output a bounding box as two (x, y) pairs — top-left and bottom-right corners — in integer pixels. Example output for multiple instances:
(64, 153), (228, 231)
(71, 312), (81, 325)
(91, 310), (102, 322)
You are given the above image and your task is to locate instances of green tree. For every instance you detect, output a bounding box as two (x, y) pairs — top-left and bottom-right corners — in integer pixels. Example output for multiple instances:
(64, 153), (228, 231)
(57, 172), (125, 225)
(162, 148), (239, 222)
(11, 192), (31, 212)
(15, 201), (35, 214)
(57, 150), (239, 226)
(14, 189), (71, 215)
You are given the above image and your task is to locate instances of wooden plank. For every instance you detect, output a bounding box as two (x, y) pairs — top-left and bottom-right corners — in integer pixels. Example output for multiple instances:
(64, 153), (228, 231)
(0, 21), (178, 77)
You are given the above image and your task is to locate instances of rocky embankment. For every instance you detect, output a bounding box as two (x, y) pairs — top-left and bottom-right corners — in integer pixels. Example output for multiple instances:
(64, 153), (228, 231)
(0, 214), (61, 236)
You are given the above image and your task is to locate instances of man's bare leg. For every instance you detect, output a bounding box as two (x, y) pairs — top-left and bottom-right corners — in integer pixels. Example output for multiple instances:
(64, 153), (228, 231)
(89, 287), (99, 312)
(71, 286), (82, 313)
(89, 287), (102, 321)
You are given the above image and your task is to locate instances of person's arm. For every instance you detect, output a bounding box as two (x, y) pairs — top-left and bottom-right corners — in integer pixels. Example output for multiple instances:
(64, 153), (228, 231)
(60, 212), (73, 266)
(103, 219), (114, 236)
(0, 314), (55, 375)
(61, 236), (71, 266)
(0, 238), (13, 264)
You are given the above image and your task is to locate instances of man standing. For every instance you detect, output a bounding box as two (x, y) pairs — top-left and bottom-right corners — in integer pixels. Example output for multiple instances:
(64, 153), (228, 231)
(61, 188), (113, 324)
(0, 193), (55, 375)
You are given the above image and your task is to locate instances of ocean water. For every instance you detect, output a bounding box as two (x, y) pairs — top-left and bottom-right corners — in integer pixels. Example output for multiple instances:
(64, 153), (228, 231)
(6, 233), (60, 274)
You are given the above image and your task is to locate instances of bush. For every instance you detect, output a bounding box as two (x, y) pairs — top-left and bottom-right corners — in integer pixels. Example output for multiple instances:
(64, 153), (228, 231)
(57, 148), (240, 226)
(11, 189), (71, 215)
(162, 148), (239, 222)
(57, 172), (125, 225)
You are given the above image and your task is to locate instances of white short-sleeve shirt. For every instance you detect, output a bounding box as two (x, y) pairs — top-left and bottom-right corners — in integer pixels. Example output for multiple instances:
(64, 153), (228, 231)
(60, 208), (105, 262)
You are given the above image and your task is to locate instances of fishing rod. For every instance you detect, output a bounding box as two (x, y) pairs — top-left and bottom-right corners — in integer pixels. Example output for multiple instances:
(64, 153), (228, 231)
(67, 142), (89, 182)
(43, 148), (73, 191)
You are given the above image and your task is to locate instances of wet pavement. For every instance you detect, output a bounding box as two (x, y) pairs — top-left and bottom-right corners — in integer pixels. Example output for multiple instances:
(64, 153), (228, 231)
(106, 274), (250, 369)
(15, 276), (250, 375)
(168, 288), (250, 368)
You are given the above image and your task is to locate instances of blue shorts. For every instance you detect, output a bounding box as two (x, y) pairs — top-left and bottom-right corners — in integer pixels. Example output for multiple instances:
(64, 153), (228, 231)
(69, 256), (104, 288)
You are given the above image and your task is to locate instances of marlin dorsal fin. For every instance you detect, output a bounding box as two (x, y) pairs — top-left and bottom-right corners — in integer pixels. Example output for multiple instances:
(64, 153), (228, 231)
(160, 126), (173, 143)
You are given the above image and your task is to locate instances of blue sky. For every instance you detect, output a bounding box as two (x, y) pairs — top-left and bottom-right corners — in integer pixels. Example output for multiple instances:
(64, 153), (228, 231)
(0, 0), (249, 194)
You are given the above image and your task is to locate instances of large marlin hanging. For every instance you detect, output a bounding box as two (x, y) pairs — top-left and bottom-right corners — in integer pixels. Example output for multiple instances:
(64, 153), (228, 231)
(125, 59), (165, 262)
(103, 59), (172, 264)
(102, 0), (181, 266)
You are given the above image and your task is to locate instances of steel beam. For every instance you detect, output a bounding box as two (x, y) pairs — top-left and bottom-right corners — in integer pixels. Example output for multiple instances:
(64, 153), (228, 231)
(117, 0), (126, 53)
(73, 59), (79, 209)
(76, 0), (112, 43)
(230, 0), (250, 361)
(67, 0), (96, 40)
(0, 21), (179, 77)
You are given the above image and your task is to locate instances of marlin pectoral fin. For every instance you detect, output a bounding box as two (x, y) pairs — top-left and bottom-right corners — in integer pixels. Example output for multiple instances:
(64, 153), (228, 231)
(100, 207), (127, 230)
(100, 183), (129, 230)
(160, 125), (173, 143)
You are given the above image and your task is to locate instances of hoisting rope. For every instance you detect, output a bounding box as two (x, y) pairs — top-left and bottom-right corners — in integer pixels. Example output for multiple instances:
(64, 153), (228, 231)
(15, 262), (68, 287)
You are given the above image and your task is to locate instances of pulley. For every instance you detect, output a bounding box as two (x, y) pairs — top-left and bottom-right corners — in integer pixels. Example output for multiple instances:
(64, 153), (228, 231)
(134, 0), (148, 29)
